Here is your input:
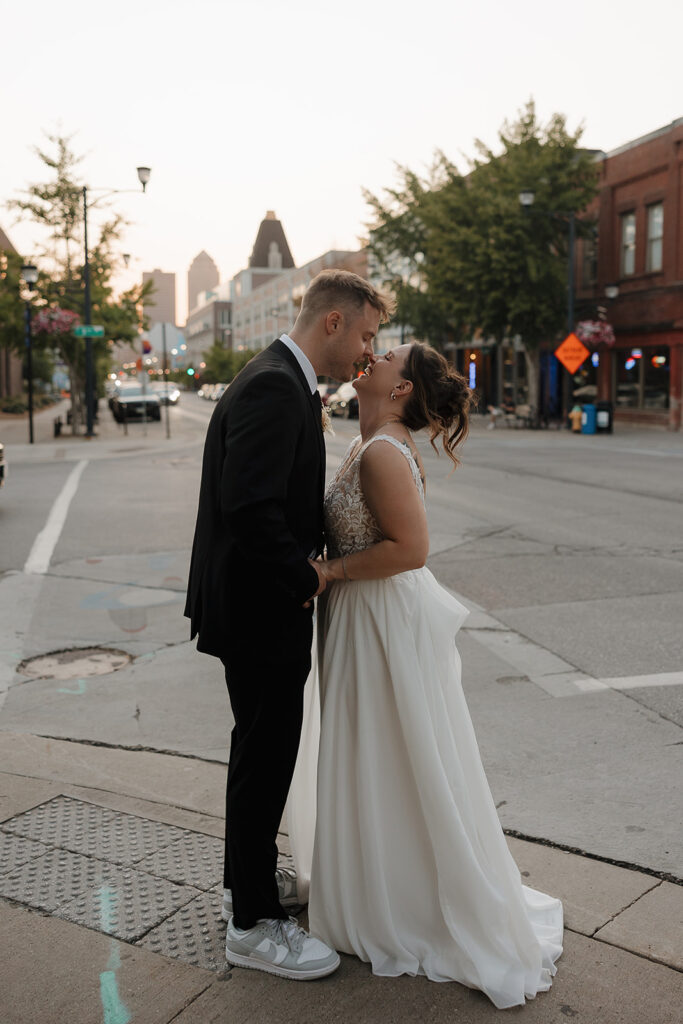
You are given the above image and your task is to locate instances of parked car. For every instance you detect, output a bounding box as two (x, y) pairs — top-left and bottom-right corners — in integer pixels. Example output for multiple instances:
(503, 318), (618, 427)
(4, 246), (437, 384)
(0, 442), (6, 489)
(328, 381), (359, 419)
(317, 383), (337, 406)
(199, 384), (216, 400)
(110, 384), (161, 423)
(210, 383), (229, 401)
(149, 381), (181, 406)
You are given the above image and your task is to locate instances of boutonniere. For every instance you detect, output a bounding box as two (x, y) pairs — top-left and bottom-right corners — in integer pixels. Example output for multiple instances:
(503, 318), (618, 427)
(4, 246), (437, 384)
(321, 407), (334, 435)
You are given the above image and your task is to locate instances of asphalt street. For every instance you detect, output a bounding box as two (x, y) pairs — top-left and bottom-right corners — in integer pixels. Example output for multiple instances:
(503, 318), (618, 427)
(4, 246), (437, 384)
(1, 395), (682, 881)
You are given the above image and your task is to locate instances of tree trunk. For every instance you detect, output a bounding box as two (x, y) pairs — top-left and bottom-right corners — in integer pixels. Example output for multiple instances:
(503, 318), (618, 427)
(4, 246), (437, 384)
(65, 362), (84, 434)
(523, 346), (540, 425)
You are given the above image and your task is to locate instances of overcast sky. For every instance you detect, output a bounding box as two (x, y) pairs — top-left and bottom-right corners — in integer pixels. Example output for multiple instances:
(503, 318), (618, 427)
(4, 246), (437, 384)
(2, 0), (681, 322)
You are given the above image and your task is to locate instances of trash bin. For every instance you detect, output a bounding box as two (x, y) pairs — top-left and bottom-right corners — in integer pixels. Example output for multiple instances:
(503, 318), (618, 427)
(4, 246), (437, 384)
(581, 403), (597, 435)
(595, 400), (613, 434)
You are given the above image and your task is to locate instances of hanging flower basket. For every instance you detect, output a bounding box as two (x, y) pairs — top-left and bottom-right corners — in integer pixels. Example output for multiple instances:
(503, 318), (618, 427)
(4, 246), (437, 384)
(576, 319), (615, 347)
(33, 307), (81, 336)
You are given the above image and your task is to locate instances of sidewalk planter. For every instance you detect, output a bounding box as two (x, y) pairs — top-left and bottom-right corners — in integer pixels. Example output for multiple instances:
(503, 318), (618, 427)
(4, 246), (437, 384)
(581, 403), (597, 435)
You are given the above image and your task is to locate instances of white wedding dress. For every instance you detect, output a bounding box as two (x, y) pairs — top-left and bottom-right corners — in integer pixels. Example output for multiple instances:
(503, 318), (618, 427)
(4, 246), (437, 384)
(287, 434), (563, 1009)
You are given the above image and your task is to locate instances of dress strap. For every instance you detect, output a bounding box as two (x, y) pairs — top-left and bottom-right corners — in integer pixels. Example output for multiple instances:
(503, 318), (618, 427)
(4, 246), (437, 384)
(359, 434), (424, 495)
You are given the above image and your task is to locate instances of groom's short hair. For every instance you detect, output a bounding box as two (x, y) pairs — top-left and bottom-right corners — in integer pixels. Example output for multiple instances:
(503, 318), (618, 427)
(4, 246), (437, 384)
(299, 270), (394, 326)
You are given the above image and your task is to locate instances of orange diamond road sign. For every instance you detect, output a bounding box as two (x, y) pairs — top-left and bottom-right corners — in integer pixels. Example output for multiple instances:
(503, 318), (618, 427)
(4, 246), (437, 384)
(554, 333), (590, 374)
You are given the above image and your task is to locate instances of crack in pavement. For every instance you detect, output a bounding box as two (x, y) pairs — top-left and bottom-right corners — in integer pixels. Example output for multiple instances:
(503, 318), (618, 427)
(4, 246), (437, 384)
(589, 880), (663, 938)
(25, 732), (227, 767)
(502, 828), (682, 886)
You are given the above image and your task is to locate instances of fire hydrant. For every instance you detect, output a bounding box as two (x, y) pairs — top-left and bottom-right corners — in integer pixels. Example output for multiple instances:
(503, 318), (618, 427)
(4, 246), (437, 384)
(569, 405), (583, 433)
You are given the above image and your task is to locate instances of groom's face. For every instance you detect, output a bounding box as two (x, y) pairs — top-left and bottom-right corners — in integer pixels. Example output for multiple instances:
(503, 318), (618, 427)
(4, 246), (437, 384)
(326, 302), (380, 382)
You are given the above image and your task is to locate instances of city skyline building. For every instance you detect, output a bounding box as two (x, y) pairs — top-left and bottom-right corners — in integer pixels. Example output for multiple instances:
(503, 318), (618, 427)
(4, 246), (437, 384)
(187, 251), (219, 316)
(142, 268), (177, 327)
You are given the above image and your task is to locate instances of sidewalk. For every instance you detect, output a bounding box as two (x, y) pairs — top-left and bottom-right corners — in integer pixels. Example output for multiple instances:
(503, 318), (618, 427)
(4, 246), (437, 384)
(1, 732), (681, 1024)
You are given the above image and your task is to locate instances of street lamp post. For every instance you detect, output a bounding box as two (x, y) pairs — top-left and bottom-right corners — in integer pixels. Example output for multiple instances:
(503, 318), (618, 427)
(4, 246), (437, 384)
(519, 190), (576, 423)
(21, 264), (39, 444)
(82, 166), (150, 438)
(161, 322), (170, 440)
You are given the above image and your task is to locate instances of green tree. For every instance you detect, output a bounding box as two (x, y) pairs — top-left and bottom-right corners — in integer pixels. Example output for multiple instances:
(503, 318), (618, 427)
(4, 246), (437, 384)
(201, 342), (256, 384)
(366, 101), (599, 414)
(0, 249), (26, 395)
(7, 133), (151, 431)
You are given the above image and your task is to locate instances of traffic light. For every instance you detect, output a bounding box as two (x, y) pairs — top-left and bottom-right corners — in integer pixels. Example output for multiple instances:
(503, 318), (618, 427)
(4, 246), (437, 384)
(187, 367), (195, 376)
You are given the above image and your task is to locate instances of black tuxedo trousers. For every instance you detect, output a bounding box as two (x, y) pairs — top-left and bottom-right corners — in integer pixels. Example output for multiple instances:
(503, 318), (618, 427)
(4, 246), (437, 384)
(184, 341), (325, 929)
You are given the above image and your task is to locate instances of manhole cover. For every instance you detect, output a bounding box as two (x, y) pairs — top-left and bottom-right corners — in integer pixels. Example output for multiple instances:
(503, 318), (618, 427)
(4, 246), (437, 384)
(17, 647), (131, 681)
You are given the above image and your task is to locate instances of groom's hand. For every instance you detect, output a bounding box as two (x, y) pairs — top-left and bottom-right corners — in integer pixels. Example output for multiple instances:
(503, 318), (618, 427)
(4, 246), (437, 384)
(302, 559), (327, 607)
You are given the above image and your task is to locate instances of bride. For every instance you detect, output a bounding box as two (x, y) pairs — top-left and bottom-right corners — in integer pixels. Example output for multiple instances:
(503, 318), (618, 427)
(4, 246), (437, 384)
(288, 342), (563, 1010)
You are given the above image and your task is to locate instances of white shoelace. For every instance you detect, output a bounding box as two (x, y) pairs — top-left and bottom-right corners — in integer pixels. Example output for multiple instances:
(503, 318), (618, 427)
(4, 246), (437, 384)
(263, 917), (304, 954)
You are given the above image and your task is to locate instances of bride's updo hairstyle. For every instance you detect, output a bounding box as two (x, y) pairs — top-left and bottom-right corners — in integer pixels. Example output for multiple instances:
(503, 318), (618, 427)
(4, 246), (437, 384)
(400, 343), (473, 466)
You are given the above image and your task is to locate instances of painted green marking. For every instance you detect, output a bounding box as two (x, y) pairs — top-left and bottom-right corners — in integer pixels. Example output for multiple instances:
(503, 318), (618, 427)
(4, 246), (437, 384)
(57, 678), (86, 695)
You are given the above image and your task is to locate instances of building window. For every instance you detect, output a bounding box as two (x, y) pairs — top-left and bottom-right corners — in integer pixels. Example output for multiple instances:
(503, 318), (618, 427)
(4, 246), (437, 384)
(615, 347), (669, 410)
(646, 203), (663, 272)
(620, 212), (636, 276)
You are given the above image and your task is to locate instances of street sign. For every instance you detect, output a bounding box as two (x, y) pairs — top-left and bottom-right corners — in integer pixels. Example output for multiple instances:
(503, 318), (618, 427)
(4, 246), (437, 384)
(555, 333), (590, 374)
(73, 325), (105, 338)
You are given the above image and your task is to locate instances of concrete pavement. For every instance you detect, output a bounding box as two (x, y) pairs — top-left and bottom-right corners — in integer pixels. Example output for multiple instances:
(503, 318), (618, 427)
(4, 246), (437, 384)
(2, 732), (682, 1024)
(1, 398), (682, 1021)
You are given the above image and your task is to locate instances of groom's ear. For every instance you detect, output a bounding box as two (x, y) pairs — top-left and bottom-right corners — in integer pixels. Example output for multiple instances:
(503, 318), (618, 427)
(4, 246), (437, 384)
(325, 310), (343, 336)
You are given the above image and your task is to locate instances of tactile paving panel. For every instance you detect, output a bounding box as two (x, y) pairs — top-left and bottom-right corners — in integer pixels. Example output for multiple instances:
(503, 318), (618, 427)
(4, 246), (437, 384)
(1, 795), (185, 865)
(0, 847), (125, 912)
(138, 889), (228, 971)
(136, 830), (224, 890)
(54, 867), (199, 942)
(0, 795), (305, 973)
(0, 832), (49, 877)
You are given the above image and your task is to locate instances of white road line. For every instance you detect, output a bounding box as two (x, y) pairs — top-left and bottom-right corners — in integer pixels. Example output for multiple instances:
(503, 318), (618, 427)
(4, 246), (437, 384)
(24, 460), (88, 575)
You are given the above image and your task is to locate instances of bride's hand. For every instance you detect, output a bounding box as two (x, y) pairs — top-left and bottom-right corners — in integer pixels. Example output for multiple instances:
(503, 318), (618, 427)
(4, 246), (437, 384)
(319, 557), (344, 582)
(303, 559), (327, 607)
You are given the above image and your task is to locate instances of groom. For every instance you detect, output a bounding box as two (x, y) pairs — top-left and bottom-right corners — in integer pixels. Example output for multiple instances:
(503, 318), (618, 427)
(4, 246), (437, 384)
(185, 269), (391, 979)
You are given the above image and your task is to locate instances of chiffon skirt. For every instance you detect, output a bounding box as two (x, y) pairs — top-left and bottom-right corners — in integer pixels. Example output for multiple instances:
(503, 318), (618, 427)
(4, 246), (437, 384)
(287, 568), (563, 1009)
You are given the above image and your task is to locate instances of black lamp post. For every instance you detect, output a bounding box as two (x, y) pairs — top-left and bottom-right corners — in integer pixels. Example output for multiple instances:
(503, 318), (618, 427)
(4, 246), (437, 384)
(519, 189), (576, 422)
(21, 264), (39, 444)
(82, 166), (151, 438)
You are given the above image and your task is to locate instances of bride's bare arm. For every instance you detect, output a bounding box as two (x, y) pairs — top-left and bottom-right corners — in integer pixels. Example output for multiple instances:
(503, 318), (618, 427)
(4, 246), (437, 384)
(321, 441), (429, 582)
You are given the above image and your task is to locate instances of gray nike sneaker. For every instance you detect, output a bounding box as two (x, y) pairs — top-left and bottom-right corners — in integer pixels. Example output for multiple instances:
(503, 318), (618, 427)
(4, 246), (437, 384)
(225, 915), (340, 980)
(222, 866), (299, 922)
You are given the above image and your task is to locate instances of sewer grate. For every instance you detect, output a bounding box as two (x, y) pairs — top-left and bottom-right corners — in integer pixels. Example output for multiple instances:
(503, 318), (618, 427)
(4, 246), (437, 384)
(17, 646), (131, 680)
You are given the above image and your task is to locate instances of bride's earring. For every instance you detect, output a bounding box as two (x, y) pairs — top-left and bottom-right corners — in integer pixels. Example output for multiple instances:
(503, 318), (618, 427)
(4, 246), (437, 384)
(390, 391), (396, 401)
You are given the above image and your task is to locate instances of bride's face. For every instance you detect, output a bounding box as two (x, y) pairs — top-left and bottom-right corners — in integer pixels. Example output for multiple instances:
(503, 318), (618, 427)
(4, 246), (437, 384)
(354, 344), (411, 402)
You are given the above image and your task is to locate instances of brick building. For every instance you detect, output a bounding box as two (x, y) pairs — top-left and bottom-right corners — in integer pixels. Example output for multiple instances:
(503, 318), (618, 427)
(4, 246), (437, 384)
(576, 118), (683, 430)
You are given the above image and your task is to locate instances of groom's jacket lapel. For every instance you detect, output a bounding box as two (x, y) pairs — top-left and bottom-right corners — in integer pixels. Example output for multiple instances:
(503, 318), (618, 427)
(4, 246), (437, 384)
(184, 337), (326, 657)
(269, 339), (326, 489)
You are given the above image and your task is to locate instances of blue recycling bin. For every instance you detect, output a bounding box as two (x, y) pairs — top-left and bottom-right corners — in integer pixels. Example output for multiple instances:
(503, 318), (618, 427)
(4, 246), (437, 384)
(581, 403), (597, 435)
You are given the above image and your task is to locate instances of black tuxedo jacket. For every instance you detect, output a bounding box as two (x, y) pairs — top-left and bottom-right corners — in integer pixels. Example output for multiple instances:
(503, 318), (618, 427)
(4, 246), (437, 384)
(184, 340), (325, 658)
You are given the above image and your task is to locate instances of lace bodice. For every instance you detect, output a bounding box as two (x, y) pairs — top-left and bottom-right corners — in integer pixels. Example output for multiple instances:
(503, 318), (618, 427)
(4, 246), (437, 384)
(324, 434), (424, 558)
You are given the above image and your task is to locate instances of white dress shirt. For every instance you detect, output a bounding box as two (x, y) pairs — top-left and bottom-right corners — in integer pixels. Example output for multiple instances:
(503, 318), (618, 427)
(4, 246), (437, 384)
(280, 334), (318, 395)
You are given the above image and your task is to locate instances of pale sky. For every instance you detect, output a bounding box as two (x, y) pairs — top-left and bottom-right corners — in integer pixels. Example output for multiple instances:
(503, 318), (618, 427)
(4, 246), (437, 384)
(2, 0), (681, 322)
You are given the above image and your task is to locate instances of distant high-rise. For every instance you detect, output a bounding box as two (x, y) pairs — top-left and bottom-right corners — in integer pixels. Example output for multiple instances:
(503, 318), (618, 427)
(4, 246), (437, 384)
(142, 269), (176, 327)
(187, 251), (219, 315)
